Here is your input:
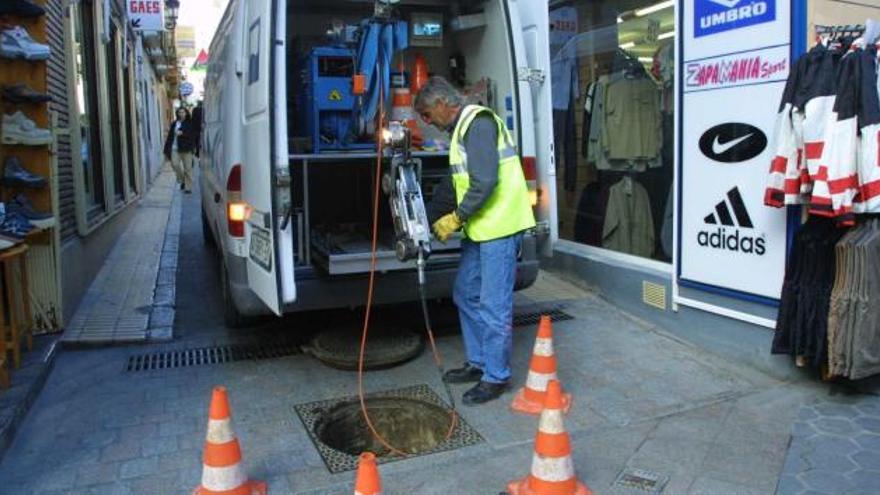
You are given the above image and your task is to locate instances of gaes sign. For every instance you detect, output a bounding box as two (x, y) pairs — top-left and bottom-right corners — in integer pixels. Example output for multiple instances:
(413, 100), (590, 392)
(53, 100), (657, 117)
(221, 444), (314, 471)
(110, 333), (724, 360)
(128, 1), (165, 32)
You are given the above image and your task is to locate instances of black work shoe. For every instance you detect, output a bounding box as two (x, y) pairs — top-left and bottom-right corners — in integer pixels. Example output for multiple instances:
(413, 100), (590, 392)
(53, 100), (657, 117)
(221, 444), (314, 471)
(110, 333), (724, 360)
(2, 156), (47, 188)
(442, 363), (483, 384)
(462, 380), (509, 406)
(2, 84), (51, 104)
(0, 0), (46, 18)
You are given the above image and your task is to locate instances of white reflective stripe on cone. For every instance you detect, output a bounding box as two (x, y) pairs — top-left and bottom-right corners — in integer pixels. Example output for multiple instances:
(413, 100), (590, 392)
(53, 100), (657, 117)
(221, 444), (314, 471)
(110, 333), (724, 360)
(532, 337), (554, 357)
(201, 464), (247, 492)
(206, 418), (236, 444)
(538, 409), (565, 434)
(525, 370), (557, 391)
(354, 491), (382, 495)
(530, 453), (575, 482)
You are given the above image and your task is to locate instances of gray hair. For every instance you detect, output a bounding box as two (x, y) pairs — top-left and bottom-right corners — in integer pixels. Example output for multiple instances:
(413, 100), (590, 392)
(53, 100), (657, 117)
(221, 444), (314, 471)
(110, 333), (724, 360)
(414, 76), (464, 111)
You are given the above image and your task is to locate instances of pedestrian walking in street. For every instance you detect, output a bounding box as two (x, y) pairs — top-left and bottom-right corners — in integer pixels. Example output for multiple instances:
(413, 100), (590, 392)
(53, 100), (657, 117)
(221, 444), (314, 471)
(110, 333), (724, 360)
(191, 100), (204, 160)
(163, 107), (196, 193)
(416, 76), (536, 405)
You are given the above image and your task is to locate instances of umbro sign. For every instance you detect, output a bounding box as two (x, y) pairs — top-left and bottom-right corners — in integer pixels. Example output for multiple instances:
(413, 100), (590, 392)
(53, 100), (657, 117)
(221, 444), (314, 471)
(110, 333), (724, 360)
(699, 123), (767, 163)
(695, 0), (776, 38)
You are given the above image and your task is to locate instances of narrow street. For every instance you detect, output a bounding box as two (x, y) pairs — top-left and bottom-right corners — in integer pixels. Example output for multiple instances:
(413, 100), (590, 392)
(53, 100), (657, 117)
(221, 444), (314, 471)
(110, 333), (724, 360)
(2, 1), (880, 494)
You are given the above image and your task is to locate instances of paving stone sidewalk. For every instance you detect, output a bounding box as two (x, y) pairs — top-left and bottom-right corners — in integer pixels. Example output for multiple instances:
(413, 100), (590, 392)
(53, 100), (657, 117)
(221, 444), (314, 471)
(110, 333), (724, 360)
(60, 167), (182, 345)
(776, 394), (880, 494)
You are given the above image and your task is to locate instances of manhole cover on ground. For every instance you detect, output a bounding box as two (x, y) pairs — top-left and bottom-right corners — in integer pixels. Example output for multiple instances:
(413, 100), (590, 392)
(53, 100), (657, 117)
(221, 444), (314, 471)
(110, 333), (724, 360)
(294, 384), (484, 473)
(303, 327), (424, 370)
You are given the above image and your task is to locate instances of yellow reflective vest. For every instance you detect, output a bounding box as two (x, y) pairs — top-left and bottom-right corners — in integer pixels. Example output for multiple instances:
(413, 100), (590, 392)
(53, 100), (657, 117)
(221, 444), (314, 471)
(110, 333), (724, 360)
(448, 105), (536, 241)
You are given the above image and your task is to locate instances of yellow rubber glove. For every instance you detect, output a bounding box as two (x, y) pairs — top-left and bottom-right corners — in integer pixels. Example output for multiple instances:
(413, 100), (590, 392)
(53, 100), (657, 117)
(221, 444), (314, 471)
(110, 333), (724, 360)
(432, 212), (462, 243)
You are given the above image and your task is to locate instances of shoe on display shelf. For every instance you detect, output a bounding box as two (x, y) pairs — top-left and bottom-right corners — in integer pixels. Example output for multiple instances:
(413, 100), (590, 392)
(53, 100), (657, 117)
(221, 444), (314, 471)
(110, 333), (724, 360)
(7, 193), (53, 229)
(0, 235), (17, 250)
(2, 84), (52, 104)
(0, 209), (37, 240)
(2, 111), (53, 146)
(0, 25), (50, 61)
(1, 156), (48, 189)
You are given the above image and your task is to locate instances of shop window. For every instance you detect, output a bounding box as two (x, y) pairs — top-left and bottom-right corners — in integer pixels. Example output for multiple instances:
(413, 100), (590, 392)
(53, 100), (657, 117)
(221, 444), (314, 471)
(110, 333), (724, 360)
(551, 0), (674, 263)
(72, 0), (105, 213)
(104, 22), (125, 203)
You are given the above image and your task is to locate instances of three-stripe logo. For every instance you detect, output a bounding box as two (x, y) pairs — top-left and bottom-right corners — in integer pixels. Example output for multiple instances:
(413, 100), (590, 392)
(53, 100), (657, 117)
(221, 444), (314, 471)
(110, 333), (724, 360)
(698, 187), (766, 256)
(704, 187), (753, 228)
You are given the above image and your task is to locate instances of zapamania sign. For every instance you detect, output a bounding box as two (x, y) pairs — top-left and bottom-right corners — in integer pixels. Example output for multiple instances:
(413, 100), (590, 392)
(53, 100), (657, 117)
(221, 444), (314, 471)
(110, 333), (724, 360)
(695, 0), (776, 38)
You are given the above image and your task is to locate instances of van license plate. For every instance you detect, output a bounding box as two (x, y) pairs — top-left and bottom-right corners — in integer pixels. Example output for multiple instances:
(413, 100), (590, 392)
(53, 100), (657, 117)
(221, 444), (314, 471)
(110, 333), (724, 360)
(249, 226), (273, 271)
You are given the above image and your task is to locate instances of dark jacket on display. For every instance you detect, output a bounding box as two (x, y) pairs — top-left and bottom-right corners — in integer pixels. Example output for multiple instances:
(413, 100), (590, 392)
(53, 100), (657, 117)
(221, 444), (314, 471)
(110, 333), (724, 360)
(163, 119), (196, 157)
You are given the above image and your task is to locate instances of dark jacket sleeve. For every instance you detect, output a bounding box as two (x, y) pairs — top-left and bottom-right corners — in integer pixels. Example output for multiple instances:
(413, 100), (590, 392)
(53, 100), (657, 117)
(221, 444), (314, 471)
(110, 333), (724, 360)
(455, 114), (499, 221)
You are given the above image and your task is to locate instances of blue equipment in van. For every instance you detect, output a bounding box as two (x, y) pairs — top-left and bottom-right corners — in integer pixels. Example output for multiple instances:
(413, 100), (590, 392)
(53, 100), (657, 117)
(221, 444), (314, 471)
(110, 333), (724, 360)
(297, 19), (407, 153)
(299, 46), (374, 153)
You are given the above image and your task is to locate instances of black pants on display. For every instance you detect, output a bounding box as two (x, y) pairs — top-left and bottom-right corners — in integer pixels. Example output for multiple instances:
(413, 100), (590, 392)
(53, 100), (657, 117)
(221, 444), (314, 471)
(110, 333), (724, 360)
(553, 108), (577, 192)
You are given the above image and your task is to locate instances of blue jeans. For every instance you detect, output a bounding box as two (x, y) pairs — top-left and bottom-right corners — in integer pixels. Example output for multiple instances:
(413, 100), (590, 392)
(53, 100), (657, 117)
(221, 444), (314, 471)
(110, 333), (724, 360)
(453, 233), (522, 384)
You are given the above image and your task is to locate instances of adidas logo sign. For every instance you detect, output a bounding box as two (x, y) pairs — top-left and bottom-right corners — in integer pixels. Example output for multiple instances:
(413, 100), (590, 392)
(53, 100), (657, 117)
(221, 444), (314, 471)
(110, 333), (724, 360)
(698, 187), (766, 255)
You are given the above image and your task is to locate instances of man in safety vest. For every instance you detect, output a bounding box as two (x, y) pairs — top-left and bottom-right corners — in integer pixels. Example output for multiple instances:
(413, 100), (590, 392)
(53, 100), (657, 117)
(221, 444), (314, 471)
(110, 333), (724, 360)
(415, 76), (536, 405)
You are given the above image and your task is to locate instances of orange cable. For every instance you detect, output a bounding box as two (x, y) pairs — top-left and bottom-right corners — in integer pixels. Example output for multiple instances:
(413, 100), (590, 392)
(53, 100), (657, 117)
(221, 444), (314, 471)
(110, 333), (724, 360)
(357, 81), (457, 458)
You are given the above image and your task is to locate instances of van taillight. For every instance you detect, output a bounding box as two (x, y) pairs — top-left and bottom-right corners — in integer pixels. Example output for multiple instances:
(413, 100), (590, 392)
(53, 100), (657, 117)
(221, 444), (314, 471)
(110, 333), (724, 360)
(521, 156), (537, 181)
(521, 156), (539, 206)
(227, 164), (245, 238)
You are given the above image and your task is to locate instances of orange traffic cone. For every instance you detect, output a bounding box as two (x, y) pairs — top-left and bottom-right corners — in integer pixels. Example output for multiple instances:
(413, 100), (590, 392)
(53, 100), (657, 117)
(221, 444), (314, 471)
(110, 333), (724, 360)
(193, 386), (267, 495)
(507, 380), (592, 495)
(511, 315), (572, 415)
(354, 452), (382, 495)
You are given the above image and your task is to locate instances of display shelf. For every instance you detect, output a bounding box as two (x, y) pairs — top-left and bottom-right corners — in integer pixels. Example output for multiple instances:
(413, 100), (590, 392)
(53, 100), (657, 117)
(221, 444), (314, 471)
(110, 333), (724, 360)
(0, 0), (61, 334)
(0, 2), (52, 218)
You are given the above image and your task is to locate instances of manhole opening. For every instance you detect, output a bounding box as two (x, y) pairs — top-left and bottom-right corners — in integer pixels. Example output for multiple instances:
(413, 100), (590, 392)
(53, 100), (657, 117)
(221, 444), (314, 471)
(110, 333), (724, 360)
(316, 398), (450, 456)
(294, 384), (484, 473)
(613, 468), (669, 493)
(513, 307), (574, 328)
(124, 340), (301, 372)
(304, 327), (424, 371)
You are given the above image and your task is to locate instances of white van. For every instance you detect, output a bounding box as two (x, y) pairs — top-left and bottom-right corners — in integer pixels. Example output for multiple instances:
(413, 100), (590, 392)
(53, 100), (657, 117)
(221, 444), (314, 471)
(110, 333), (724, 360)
(200, 0), (556, 326)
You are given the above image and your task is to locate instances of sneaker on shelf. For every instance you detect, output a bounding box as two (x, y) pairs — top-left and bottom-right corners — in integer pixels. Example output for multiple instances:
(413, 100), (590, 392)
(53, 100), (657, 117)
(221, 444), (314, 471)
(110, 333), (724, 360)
(2, 111), (52, 146)
(2, 83), (51, 104)
(0, 235), (17, 250)
(8, 193), (53, 229)
(2, 156), (48, 188)
(0, 25), (50, 61)
(0, 210), (36, 240)
(0, 0), (46, 18)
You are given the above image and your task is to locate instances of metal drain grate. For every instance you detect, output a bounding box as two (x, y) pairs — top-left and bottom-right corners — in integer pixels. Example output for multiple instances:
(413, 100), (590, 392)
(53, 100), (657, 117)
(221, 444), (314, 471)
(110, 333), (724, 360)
(294, 384), (485, 473)
(613, 468), (669, 493)
(124, 341), (300, 372)
(512, 307), (574, 328)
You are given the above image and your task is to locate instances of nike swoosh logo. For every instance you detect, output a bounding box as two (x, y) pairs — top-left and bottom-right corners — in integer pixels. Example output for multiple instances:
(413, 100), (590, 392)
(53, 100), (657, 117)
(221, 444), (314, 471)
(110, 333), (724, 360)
(707, 0), (742, 8)
(712, 133), (753, 155)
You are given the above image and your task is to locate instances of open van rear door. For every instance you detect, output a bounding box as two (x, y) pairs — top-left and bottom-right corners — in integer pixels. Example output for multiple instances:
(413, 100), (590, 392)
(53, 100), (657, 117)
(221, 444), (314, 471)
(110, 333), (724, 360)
(506, 0), (557, 255)
(241, 0), (295, 314)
